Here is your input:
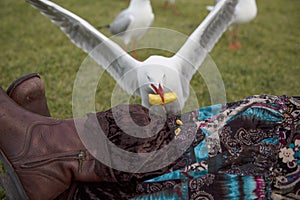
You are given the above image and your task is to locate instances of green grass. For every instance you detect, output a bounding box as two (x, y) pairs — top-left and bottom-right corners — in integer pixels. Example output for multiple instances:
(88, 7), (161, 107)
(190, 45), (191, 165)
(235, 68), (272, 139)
(0, 0), (299, 198)
(0, 0), (299, 119)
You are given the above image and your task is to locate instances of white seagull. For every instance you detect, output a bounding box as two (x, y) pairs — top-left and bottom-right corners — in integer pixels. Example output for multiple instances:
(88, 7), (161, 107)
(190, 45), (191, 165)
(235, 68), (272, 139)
(207, 0), (257, 49)
(108, 0), (154, 57)
(26, 0), (238, 114)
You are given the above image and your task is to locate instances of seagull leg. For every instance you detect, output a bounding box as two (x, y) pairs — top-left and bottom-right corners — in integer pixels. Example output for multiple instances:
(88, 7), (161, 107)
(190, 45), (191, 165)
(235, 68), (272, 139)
(122, 43), (129, 53)
(228, 25), (241, 50)
(227, 28), (235, 50)
(163, 1), (168, 9)
(170, 3), (180, 15)
(132, 50), (138, 60)
(131, 40), (139, 60)
(233, 25), (241, 49)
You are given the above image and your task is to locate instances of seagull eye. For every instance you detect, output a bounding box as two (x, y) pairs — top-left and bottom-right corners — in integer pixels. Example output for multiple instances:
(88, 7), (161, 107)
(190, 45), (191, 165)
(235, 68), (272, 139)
(147, 75), (151, 81)
(162, 74), (166, 82)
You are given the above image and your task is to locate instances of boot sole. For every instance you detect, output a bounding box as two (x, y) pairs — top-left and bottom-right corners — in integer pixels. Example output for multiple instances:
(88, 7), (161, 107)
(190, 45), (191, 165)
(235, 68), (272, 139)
(0, 150), (29, 200)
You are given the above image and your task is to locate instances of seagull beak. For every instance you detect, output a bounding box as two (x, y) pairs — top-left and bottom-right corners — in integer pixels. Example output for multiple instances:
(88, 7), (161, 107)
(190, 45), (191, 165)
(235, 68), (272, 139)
(150, 83), (165, 105)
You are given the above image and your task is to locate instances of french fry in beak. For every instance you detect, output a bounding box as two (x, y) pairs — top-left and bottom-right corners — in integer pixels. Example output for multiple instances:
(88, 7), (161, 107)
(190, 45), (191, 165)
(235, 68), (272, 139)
(149, 92), (177, 106)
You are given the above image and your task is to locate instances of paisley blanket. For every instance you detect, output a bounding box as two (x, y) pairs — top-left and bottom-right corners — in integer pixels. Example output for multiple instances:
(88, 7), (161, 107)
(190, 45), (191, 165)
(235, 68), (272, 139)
(58, 95), (300, 200)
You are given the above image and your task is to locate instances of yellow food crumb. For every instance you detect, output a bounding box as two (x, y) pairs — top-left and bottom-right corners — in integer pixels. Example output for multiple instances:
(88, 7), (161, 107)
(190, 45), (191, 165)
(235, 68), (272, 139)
(176, 119), (183, 125)
(174, 127), (181, 135)
(148, 92), (177, 106)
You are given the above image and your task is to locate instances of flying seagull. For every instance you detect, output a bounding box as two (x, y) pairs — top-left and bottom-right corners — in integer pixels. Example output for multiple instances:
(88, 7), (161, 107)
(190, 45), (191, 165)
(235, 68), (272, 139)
(108, 0), (154, 58)
(26, 0), (238, 114)
(207, 0), (257, 49)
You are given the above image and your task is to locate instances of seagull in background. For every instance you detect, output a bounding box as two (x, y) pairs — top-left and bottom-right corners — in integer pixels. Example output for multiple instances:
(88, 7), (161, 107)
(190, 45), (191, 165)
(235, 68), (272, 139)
(107, 0), (154, 58)
(26, 0), (238, 114)
(163, 0), (180, 16)
(207, 0), (257, 49)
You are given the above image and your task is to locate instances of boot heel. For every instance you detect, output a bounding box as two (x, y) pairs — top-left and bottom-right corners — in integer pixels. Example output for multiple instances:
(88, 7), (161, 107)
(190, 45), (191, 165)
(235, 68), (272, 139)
(0, 150), (28, 200)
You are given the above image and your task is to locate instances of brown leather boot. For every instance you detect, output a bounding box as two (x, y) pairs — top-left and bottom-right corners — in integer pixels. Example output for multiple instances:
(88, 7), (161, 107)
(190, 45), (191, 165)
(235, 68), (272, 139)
(0, 85), (197, 199)
(7, 73), (51, 117)
(0, 87), (104, 200)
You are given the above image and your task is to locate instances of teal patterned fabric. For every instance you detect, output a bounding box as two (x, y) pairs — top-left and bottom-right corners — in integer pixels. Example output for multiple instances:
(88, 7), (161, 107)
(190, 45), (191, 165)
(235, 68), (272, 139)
(67, 95), (300, 199)
(133, 95), (300, 199)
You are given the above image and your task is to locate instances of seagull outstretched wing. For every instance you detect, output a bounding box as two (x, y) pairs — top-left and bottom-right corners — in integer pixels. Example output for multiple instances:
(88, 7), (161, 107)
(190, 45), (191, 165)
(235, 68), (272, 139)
(173, 0), (238, 84)
(26, 0), (141, 94)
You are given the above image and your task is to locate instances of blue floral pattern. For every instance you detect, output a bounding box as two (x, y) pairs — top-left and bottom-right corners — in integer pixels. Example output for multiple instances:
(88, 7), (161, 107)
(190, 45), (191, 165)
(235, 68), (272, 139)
(135, 95), (300, 199)
(67, 95), (300, 199)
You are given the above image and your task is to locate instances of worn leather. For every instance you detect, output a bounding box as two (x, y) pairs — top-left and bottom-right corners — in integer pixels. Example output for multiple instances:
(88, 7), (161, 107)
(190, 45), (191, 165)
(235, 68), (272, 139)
(7, 74), (51, 117)
(0, 88), (102, 200)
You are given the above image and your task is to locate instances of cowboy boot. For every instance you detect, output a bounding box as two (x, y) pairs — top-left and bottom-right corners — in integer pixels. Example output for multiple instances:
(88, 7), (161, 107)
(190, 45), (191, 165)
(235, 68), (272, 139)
(4, 74), (158, 199)
(0, 87), (111, 200)
(7, 73), (51, 117)
(3, 73), (169, 200)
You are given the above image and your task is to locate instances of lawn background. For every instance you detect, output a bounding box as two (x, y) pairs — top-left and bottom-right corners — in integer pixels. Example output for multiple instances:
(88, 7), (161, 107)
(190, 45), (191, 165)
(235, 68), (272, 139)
(0, 0), (299, 198)
(1, 0), (299, 119)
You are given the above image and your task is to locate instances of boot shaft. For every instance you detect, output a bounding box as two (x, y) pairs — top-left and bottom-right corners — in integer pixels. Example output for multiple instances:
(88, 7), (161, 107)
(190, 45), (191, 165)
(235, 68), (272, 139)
(0, 87), (101, 199)
(0, 87), (47, 157)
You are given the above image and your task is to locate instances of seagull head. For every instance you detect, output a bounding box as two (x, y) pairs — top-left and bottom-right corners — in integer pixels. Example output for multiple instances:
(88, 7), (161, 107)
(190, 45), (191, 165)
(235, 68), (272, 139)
(142, 69), (167, 105)
(150, 83), (165, 105)
(138, 60), (178, 109)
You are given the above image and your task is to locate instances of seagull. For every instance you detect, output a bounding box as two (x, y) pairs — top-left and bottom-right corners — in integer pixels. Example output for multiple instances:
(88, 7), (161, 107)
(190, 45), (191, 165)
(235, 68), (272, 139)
(108, 0), (154, 58)
(207, 0), (257, 49)
(26, 0), (238, 114)
(163, 0), (180, 16)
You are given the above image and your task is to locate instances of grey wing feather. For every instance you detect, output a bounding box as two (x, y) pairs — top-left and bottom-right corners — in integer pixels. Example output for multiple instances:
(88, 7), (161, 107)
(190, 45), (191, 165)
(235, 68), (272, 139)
(109, 10), (132, 35)
(197, 0), (237, 52)
(26, 0), (141, 95)
(173, 0), (238, 82)
(215, 0), (222, 5)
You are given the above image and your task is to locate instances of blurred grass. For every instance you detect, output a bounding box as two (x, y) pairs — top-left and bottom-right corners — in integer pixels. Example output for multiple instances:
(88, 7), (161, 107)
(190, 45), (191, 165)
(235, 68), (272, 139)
(0, 0), (299, 120)
(0, 0), (299, 198)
